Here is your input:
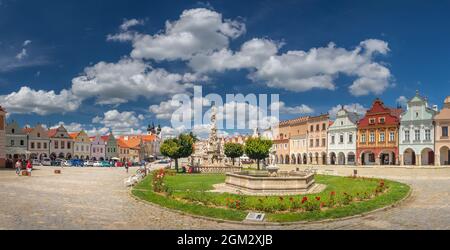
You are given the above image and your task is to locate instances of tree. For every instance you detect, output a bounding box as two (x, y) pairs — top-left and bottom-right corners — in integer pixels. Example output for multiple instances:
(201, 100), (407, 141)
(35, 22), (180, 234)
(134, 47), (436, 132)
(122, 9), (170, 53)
(244, 137), (273, 170)
(160, 133), (194, 172)
(224, 143), (244, 166)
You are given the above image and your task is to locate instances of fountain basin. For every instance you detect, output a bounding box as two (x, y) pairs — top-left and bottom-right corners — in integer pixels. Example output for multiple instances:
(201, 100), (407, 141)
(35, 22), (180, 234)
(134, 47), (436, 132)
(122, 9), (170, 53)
(224, 171), (317, 195)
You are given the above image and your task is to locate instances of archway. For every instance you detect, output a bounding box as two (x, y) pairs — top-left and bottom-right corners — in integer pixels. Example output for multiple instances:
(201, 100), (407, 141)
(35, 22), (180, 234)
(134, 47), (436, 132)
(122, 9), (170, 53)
(100, 157), (105, 161)
(347, 152), (356, 165)
(309, 153), (313, 164)
(329, 152), (336, 165)
(285, 155), (290, 164)
(321, 152), (327, 165)
(314, 152), (319, 165)
(297, 154), (302, 165)
(421, 148), (434, 165)
(440, 146), (450, 165)
(403, 148), (416, 165)
(303, 153), (307, 165)
(361, 151), (376, 165)
(338, 152), (346, 165)
(66, 153), (72, 160)
(58, 152), (65, 159)
(275, 155), (278, 164)
(279, 155), (284, 164)
(50, 153), (57, 160)
(30, 153), (38, 160)
(380, 151), (395, 165)
(291, 154), (296, 164)
(40, 153), (47, 160)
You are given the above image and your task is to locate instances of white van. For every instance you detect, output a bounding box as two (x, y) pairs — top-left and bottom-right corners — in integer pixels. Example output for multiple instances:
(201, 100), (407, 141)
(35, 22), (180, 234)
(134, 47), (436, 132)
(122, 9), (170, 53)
(41, 158), (51, 166)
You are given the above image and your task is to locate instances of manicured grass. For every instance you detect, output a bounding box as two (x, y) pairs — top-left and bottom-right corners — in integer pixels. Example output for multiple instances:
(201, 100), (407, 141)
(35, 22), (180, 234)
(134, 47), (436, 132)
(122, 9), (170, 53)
(132, 173), (410, 223)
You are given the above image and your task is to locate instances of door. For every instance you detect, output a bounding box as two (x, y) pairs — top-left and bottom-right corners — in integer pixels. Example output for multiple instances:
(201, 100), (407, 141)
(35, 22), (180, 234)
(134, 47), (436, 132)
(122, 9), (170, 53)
(429, 151), (435, 165)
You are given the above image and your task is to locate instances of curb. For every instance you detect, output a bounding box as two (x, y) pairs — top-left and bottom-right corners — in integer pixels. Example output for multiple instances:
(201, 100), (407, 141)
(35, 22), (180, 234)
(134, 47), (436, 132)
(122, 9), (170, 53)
(128, 181), (413, 227)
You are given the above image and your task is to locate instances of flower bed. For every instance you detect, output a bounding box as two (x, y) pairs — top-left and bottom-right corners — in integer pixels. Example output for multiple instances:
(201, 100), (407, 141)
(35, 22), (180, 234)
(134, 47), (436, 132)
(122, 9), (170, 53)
(132, 171), (410, 223)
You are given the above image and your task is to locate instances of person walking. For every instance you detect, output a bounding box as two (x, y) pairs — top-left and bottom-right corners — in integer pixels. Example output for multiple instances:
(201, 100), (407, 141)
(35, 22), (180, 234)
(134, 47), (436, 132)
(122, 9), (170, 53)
(15, 160), (22, 176)
(26, 160), (32, 177)
(125, 162), (129, 173)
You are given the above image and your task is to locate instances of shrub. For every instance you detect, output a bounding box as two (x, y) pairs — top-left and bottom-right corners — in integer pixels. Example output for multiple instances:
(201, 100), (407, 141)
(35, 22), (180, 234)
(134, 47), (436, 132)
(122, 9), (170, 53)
(152, 169), (168, 193)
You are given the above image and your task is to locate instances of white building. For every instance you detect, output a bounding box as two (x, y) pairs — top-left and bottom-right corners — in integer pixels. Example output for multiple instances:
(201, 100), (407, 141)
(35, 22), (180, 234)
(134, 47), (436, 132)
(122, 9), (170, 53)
(25, 124), (50, 160)
(5, 120), (29, 164)
(327, 107), (360, 165)
(90, 135), (106, 161)
(399, 92), (437, 165)
(71, 130), (91, 160)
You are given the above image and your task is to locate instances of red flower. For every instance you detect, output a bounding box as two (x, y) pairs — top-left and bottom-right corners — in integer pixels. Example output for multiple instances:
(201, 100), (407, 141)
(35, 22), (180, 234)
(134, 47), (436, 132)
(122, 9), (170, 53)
(330, 191), (336, 196)
(315, 196), (321, 201)
(301, 197), (308, 204)
(289, 197), (294, 202)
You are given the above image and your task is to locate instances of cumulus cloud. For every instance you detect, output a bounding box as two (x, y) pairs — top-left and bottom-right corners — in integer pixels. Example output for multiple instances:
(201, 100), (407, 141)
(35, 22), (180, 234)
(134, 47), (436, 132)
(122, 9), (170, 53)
(128, 8), (246, 61)
(328, 103), (367, 119)
(270, 101), (314, 115)
(71, 58), (193, 105)
(0, 86), (81, 115)
(15, 48), (27, 60)
(92, 109), (145, 134)
(120, 18), (144, 31)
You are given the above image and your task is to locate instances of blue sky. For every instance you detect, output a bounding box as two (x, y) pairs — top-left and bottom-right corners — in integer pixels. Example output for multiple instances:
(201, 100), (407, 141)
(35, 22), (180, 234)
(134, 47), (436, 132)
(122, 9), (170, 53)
(1, 0), (450, 136)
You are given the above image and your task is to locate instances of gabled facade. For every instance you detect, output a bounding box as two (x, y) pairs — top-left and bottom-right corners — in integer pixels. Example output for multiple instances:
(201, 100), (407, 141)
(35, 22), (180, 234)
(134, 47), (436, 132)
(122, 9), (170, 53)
(49, 125), (74, 159)
(434, 96), (450, 166)
(105, 133), (118, 160)
(90, 135), (106, 161)
(71, 130), (91, 160)
(287, 117), (309, 165)
(0, 106), (6, 168)
(357, 98), (402, 165)
(306, 114), (329, 165)
(399, 91), (437, 166)
(273, 120), (291, 164)
(25, 124), (50, 160)
(5, 120), (28, 163)
(328, 107), (359, 165)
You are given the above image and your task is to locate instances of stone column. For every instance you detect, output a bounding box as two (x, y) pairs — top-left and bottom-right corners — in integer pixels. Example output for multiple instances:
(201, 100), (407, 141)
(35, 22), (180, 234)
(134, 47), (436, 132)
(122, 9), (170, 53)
(416, 154), (421, 166)
(435, 154), (440, 166)
(399, 154), (404, 166)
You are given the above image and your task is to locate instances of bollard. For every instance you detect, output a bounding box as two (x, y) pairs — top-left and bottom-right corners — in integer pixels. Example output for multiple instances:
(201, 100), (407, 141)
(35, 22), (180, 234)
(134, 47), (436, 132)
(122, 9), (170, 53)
(54, 170), (61, 174)
(353, 169), (357, 177)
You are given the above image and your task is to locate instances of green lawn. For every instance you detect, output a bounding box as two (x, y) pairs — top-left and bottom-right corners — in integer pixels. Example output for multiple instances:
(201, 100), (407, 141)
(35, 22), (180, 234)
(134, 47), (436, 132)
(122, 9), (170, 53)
(132, 173), (410, 223)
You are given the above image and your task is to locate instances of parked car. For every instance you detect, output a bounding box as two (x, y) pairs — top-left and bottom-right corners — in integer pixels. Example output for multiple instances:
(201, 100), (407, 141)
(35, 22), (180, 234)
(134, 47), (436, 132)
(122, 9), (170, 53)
(93, 161), (102, 167)
(51, 159), (62, 166)
(41, 158), (52, 166)
(32, 159), (41, 166)
(70, 159), (84, 167)
(84, 160), (94, 167)
(61, 160), (72, 167)
(115, 161), (124, 167)
(100, 161), (112, 167)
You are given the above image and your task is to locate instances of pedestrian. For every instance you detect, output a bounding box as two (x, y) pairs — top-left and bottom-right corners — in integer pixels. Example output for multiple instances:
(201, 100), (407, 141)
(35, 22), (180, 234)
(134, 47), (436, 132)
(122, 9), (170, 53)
(26, 160), (32, 177)
(15, 160), (22, 176)
(125, 162), (129, 173)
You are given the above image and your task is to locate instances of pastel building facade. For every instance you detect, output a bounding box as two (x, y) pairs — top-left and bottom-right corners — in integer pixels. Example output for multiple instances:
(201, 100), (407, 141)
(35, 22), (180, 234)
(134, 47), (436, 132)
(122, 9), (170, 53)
(5, 120), (28, 164)
(306, 115), (329, 165)
(273, 120), (291, 164)
(71, 131), (91, 160)
(287, 117), (309, 165)
(90, 135), (106, 161)
(25, 124), (50, 160)
(49, 125), (74, 160)
(399, 92), (437, 166)
(0, 106), (6, 168)
(327, 107), (359, 165)
(434, 96), (450, 166)
(357, 99), (402, 165)
(105, 133), (119, 160)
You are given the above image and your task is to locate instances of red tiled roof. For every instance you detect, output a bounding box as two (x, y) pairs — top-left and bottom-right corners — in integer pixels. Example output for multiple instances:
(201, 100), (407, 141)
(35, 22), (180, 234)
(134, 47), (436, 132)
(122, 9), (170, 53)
(69, 132), (79, 139)
(23, 128), (33, 134)
(47, 129), (58, 137)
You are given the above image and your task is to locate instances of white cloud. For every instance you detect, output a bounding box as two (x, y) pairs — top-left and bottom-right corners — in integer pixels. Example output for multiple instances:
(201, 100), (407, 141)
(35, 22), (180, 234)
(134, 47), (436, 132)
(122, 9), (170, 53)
(71, 58), (193, 105)
(396, 96), (408, 108)
(92, 109), (145, 134)
(0, 86), (81, 115)
(23, 40), (32, 47)
(328, 103), (367, 119)
(120, 18), (143, 31)
(127, 8), (245, 61)
(15, 48), (27, 60)
(270, 101), (314, 115)
(51, 122), (84, 132)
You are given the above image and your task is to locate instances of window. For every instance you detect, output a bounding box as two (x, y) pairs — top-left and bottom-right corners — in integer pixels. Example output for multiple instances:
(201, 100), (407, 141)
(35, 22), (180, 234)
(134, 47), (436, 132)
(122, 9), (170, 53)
(316, 124), (319, 131)
(443, 126), (449, 137)
(341, 121), (344, 126)
(339, 134), (344, 143)
(331, 135), (335, 144)
(414, 130), (420, 141)
(10, 140), (14, 146)
(31, 142), (35, 149)
(322, 138), (326, 147)
(380, 132), (385, 142)
(361, 134), (366, 143)
(54, 141), (58, 149)
(20, 140), (24, 146)
(37, 133), (41, 138)
(416, 112), (419, 118)
(37, 142), (41, 149)
(43, 143), (47, 149)
(369, 118), (375, 124)
(425, 129), (431, 141)
(310, 125), (314, 132)
(379, 117), (385, 123)
(369, 132), (375, 142)
(349, 134), (353, 143)
(11, 128), (15, 134)
(310, 139), (314, 147)
(405, 130), (410, 142)
(315, 139), (319, 147)
(322, 123), (326, 130)
(389, 132), (395, 142)
(61, 141), (65, 149)
(67, 142), (71, 149)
